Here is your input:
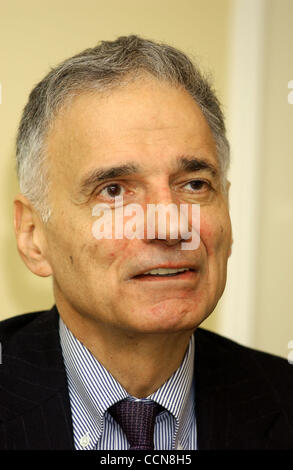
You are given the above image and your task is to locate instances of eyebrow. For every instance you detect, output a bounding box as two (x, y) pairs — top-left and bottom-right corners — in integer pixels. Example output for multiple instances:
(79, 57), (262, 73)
(78, 156), (218, 196)
(79, 163), (141, 195)
(176, 156), (218, 177)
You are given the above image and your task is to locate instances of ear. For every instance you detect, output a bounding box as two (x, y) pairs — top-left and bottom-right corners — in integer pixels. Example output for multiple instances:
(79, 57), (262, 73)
(228, 234), (233, 258)
(224, 179), (231, 203)
(14, 194), (53, 277)
(224, 180), (233, 257)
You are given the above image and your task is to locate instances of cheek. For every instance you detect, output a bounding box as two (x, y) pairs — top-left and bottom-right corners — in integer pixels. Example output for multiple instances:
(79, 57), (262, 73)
(85, 237), (136, 268)
(199, 213), (231, 256)
(199, 218), (216, 254)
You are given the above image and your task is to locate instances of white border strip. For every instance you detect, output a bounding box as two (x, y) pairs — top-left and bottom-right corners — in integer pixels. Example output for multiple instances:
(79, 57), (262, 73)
(220, 0), (267, 346)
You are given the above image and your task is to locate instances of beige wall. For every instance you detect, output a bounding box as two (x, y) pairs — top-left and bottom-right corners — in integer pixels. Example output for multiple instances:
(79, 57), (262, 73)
(254, 0), (293, 358)
(0, 0), (231, 325)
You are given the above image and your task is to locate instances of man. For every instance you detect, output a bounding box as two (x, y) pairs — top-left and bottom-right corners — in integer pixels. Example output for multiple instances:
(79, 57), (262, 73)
(0, 35), (292, 450)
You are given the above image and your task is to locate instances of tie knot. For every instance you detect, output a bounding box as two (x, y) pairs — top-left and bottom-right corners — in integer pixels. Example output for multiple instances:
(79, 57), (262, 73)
(108, 399), (163, 450)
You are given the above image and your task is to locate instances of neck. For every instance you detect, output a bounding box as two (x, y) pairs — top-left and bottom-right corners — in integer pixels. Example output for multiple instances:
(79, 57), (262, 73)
(57, 304), (194, 398)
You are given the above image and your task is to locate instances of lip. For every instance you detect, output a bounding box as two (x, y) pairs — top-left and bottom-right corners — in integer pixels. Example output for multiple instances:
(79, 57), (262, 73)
(129, 263), (197, 279)
(131, 269), (197, 282)
(128, 263), (199, 285)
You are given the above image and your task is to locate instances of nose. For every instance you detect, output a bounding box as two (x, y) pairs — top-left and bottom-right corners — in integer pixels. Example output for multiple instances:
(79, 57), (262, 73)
(142, 184), (186, 247)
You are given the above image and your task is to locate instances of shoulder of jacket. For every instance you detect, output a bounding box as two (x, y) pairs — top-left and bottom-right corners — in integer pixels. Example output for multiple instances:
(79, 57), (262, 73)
(0, 309), (55, 344)
(196, 326), (293, 384)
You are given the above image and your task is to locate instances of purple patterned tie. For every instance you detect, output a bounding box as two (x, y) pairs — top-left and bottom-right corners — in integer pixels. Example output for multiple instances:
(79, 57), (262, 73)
(108, 399), (163, 450)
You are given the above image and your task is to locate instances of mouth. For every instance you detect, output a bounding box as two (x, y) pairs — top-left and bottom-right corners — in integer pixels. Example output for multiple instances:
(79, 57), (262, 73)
(132, 267), (196, 281)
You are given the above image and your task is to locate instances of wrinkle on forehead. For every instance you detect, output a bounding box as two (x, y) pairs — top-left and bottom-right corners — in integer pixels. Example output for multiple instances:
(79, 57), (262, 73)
(44, 78), (220, 202)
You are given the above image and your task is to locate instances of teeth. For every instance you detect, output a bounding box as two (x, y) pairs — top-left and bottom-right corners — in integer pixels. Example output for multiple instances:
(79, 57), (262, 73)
(143, 268), (190, 275)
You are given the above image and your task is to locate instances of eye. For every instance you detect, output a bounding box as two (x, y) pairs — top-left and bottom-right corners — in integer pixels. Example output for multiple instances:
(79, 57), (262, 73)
(99, 183), (126, 199)
(184, 179), (210, 192)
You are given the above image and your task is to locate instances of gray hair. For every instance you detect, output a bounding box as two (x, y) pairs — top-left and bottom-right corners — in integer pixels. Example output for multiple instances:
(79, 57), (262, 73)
(16, 35), (230, 222)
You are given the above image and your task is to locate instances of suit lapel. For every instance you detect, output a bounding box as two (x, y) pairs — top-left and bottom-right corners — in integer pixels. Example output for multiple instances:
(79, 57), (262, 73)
(0, 307), (74, 450)
(2, 309), (292, 449)
(194, 328), (292, 449)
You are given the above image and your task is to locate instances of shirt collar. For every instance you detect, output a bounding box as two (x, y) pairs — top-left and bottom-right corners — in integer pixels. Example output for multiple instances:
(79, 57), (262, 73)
(59, 316), (195, 450)
(148, 336), (195, 448)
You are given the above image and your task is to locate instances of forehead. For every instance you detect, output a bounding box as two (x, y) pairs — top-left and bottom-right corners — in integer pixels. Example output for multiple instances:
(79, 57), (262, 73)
(46, 78), (218, 179)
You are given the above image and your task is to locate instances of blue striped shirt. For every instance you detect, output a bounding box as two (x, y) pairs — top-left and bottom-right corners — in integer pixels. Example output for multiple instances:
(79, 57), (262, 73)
(59, 317), (197, 450)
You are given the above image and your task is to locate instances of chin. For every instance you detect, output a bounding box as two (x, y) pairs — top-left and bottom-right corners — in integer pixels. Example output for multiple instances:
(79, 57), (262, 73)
(131, 302), (207, 334)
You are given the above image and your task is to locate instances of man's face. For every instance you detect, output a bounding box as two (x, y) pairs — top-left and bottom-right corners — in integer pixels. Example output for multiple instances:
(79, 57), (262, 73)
(42, 77), (232, 334)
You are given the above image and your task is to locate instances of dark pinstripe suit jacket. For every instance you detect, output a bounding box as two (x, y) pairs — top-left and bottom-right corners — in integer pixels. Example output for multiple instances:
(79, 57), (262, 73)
(0, 306), (293, 450)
